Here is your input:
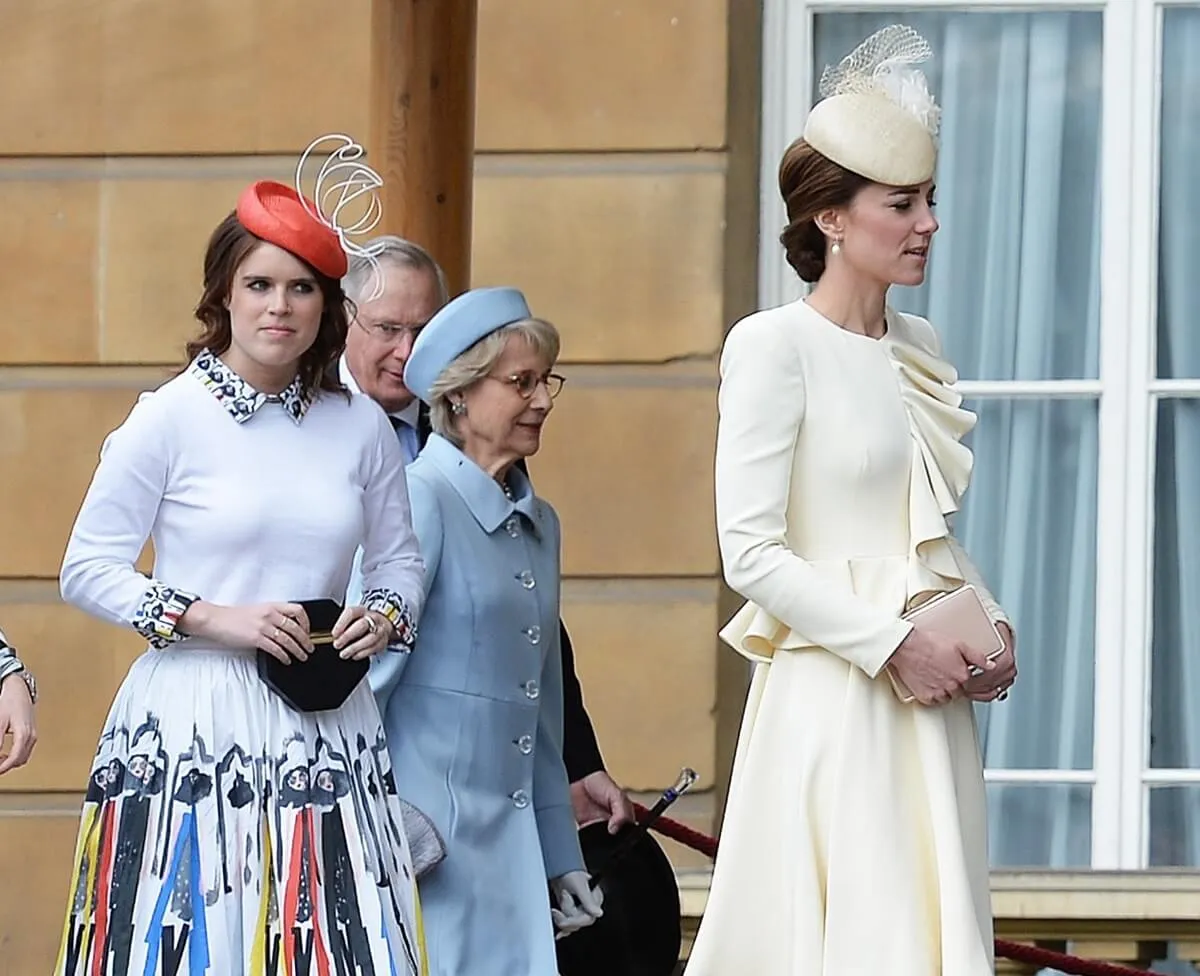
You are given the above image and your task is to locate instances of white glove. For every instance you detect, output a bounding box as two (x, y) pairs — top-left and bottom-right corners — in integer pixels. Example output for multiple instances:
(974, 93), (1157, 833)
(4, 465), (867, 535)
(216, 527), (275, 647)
(549, 870), (604, 938)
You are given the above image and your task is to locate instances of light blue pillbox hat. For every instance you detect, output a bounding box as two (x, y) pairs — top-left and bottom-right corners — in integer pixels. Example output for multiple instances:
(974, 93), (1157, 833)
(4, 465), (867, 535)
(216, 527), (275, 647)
(404, 287), (533, 403)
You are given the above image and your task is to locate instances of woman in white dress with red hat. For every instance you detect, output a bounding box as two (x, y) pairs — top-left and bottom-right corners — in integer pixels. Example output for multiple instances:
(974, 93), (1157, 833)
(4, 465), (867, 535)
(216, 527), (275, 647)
(687, 26), (1018, 975)
(54, 142), (428, 975)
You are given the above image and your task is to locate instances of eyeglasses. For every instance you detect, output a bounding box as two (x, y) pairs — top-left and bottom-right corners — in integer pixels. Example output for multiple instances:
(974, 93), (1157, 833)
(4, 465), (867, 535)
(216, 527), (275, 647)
(486, 371), (566, 400)
(355, 318), (426, 347)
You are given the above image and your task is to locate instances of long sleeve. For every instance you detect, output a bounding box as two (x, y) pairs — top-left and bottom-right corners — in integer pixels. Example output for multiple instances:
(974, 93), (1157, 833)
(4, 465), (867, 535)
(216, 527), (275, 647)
(715, 314), (912, 677)
(368, 469), (441, 705)
(345, 542), (396, 649)
(533, 619), (585, 880)
(947, 534), (1011, 629)
(60, 392), (200, 647)
(344, 546), (366, 611)
(358, 408), (426, 650)
(560, 620), (605, 781)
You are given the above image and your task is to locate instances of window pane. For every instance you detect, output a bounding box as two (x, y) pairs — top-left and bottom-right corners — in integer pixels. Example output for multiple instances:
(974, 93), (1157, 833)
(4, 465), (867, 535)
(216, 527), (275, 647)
(987, 784), (1091, 867)
(812, 12), (1102, 381)
(1149, 399), (1200, 768)
(960, 398), (1097, 772)
(1148, 787), (1200, 867)
(1157, 7), (1200, 379)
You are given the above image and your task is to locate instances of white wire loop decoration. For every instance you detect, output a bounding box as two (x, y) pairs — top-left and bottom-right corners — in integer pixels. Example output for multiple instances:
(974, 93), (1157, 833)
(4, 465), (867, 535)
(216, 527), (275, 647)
(294, 133), (389, 300)
(819, 24), (941, 139)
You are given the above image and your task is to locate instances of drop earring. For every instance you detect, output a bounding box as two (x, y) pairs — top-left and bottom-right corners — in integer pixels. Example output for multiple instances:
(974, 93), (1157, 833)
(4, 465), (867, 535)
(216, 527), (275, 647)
(830, 239), (842, 257)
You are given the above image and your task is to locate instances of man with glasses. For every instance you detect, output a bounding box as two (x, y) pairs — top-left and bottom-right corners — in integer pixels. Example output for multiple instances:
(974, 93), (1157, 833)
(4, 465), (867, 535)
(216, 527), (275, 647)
(339, 238), (635, 837)
(340, 237), (448, 458)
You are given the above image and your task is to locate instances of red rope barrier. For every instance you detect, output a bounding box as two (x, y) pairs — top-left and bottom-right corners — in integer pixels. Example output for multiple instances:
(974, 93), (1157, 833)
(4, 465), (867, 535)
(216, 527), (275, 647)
(635, 803), (1157, 976)
(995, 941), (1154, 976)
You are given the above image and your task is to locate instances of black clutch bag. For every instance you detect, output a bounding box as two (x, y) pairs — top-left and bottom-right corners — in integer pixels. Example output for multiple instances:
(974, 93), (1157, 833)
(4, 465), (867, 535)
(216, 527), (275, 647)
(256, 599), (369, 713)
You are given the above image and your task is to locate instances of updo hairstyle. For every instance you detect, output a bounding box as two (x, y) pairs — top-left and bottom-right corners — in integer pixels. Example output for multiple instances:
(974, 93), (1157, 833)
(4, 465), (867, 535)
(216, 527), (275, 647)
(777, 138), (870, 282)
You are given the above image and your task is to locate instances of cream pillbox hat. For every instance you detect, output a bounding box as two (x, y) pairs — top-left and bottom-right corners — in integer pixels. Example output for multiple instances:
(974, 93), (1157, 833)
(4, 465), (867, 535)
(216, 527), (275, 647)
(803, 25), (941, 187)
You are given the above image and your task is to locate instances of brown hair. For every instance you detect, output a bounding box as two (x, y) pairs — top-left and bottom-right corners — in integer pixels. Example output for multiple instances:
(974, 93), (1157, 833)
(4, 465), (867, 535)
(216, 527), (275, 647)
(778, 138), (871, 282)
(186, 212), (350, 398)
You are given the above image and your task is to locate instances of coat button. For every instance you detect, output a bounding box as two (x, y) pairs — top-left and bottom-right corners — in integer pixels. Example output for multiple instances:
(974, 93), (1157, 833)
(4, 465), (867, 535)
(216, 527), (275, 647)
(523, 679), (540, 700)
(523, 625), (541, 645)
(511, 789), (530, 809)
(516, 570), (536, 589)
(505, 517), (520, 538)
(516, 734), (534, 755)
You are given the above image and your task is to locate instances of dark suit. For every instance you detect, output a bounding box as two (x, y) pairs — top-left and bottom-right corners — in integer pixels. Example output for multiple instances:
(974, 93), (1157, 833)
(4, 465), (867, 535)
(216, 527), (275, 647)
(413, 405), (606, 781)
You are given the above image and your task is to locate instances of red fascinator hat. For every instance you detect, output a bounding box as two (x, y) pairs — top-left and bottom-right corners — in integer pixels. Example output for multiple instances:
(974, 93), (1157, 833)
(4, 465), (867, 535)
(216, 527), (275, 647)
(235, 180), (348, 279)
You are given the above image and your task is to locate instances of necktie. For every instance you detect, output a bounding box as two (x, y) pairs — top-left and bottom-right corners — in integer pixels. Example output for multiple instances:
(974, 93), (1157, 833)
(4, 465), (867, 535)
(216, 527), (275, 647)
(390, 415), (419, 464)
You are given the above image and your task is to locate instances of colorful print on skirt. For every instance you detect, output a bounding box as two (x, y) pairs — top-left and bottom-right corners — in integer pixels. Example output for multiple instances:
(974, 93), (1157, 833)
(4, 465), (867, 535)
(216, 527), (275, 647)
(55, 708), (424, 976)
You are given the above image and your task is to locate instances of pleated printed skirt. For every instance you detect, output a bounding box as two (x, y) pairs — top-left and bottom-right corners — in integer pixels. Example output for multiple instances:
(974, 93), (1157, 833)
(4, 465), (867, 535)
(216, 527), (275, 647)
(54, 646), (426, 976)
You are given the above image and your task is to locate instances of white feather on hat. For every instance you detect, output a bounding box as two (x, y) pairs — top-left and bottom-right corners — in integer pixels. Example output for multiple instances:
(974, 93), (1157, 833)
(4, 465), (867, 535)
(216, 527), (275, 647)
(803, 25), (941, 186)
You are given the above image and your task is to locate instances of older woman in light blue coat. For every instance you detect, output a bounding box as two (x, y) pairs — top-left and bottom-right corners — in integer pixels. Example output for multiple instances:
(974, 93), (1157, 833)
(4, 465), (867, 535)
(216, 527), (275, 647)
(371, 287), (602, 975)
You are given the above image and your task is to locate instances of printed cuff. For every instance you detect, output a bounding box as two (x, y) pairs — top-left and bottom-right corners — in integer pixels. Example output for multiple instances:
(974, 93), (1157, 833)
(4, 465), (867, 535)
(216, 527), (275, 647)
(0, 652), (23, 684)
(132, 582), (200, 649)
(362, 588), (418, 652)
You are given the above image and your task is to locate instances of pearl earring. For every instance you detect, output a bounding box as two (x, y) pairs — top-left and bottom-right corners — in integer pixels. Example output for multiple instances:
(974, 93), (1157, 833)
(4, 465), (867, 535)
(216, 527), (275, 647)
(831, 240), (842, 257)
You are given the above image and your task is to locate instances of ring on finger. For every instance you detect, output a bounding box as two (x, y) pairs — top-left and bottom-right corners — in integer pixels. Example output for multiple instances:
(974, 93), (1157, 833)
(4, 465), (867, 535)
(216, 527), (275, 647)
(273, 626), (281, 641)
(364, 615), (379, 636)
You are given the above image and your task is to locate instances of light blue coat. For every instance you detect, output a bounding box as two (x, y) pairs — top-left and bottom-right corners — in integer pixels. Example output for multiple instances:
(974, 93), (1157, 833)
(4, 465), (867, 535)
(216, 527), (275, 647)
(369, 434), (583, 976)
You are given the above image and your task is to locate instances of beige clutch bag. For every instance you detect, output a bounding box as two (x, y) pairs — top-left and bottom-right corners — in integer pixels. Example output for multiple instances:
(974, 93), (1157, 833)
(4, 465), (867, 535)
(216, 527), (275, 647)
(887, 584), (1004, 704)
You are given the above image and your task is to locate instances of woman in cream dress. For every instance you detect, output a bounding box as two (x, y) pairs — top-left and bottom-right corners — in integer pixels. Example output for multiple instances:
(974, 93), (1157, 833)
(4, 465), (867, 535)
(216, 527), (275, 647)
(686, 27), (1018, 976)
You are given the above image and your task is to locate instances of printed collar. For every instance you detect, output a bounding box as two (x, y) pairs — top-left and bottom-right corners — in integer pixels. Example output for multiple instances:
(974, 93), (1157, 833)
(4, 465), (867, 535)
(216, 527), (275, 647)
(189, 349), (312, 424)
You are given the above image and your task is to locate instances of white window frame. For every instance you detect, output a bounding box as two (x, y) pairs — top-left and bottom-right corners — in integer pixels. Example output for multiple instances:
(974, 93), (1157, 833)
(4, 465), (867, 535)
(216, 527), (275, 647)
(758, 0), (1200, 870)
(1129, 0), (1200, 869)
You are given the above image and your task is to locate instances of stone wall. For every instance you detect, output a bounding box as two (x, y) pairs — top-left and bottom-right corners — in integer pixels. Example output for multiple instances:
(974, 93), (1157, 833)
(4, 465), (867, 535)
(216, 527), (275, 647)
(0, 2), (759, 968)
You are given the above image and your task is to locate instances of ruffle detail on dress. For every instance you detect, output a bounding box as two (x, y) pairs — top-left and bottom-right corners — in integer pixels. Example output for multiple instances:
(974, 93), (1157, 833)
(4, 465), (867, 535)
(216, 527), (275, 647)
(718, 314), (979, 662)
(887, 317), (977, 608)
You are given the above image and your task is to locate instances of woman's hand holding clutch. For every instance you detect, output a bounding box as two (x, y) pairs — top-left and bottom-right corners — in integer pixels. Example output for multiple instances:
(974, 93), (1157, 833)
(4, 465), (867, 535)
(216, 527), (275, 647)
(965, 623), (1017, 702)
(332, 606), (393, 660)
(888, 625), (998, 706)
(180, 601), (313, 663)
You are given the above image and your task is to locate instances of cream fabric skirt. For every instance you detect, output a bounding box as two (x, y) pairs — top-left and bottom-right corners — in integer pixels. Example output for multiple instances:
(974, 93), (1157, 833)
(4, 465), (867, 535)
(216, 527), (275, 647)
(686, 647), (995, 975)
